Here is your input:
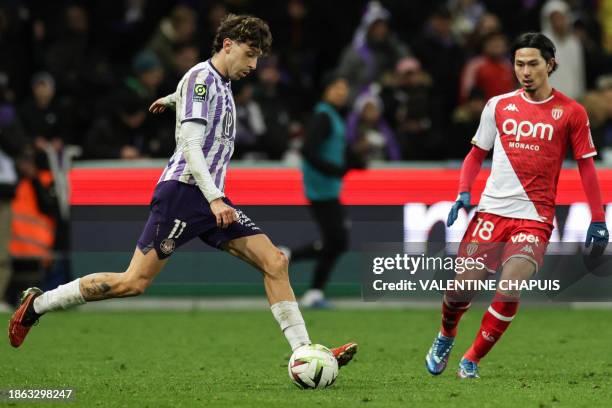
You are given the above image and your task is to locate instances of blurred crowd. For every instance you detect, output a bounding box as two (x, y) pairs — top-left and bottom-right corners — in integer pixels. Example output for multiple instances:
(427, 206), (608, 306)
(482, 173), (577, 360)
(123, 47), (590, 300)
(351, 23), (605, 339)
(0, 0), (611, 165)
(0, 0), (612, 306)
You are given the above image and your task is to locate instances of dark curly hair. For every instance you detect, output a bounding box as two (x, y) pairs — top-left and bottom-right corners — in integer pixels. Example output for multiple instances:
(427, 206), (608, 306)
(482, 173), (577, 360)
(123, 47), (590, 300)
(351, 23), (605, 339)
(212, 14), (272, 56)
(510, 32), (558, 75)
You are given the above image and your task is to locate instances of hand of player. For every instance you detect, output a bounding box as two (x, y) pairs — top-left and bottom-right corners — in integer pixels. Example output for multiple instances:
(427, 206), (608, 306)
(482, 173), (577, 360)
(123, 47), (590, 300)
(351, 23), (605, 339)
(585, 221), (609, 257)
(447, 192), (471, 227)
(149, 98), (169, 114)
(210, 198), (239, 229)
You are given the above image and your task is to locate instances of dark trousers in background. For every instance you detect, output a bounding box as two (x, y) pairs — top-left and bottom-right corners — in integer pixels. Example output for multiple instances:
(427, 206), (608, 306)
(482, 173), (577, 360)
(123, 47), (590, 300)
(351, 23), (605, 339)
(291, 199), (349, 291)
(0, 200), (12, 303)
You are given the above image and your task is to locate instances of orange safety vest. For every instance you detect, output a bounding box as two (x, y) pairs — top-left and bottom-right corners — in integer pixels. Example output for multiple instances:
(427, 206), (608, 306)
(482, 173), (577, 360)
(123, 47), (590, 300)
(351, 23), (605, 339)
(9, 170), (56, 264)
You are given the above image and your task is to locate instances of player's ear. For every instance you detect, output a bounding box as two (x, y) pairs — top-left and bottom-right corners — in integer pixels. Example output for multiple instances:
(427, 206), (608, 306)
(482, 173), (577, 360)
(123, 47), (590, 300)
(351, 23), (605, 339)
(547, 58), (556, 75)
(222, 38), (233, 54)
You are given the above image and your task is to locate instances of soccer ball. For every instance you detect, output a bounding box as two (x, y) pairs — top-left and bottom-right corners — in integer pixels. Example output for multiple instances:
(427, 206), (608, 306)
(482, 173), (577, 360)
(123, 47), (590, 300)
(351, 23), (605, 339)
(288, 344), (338, 389)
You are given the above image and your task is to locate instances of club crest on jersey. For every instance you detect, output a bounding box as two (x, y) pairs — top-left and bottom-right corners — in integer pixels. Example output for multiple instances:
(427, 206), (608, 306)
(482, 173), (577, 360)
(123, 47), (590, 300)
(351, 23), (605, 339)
(466, 241), (479, 256)
(193, 84), (207, 102)
(160, 238), (175, 255)
(551, 106), (563, 120)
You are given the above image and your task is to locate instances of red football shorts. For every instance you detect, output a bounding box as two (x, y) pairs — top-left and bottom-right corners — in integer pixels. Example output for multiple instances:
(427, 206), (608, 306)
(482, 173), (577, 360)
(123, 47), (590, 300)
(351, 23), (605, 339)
(458, 212), (553, 273)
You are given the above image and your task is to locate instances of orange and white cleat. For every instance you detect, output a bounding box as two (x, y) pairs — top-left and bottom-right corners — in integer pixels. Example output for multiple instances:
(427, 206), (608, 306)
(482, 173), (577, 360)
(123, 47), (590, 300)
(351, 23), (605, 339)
(330, 342), (358, 368)
(8, 287), (43, 348)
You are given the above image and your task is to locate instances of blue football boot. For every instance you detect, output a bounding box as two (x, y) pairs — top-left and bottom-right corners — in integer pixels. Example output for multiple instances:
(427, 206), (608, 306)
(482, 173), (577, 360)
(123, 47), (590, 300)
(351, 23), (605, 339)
(457, 357), (480, 379)
(425, 332), (455, 375)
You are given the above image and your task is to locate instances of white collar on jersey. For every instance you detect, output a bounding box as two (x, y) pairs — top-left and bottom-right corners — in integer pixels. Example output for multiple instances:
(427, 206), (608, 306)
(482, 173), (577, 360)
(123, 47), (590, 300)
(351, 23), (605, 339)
(519, 90), (555, 104)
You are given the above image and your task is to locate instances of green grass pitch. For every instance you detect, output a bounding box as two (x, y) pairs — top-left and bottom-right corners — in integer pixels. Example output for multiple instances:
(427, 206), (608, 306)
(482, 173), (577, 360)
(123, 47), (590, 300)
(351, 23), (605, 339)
(2, 308), (611, 407)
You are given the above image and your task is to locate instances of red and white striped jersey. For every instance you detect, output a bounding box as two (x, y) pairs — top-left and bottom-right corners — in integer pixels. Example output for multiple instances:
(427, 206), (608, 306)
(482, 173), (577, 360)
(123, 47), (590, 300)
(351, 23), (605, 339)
(471, 88), (596, 224)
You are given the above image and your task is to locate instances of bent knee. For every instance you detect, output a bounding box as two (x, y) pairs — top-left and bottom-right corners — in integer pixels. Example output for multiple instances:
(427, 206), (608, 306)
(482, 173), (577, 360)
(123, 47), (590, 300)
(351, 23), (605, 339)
(263, 249), (289, 279)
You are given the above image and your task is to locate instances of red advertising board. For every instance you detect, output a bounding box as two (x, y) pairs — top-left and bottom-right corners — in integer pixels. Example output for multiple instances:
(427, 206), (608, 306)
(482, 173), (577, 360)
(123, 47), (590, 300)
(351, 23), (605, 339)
(69, 167), (612, 206)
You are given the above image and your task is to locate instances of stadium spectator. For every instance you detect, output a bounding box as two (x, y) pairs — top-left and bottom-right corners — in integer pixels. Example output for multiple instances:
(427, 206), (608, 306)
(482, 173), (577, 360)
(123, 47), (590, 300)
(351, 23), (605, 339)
(463, 12), (503, 56)
(449, 0), (486, 46)
(198, 2), (228, 58)
(43, 4), (113, 139)
(7, 147), (56, 307)
(272, 0), (321, 110)
(147, 5), (197, 73)
(449, 87), (486, 159)
(92, 0), (164, 63)
(583, 75), (612, 155)
(573, 14), (611, 90)
(0, 7), (29, 101)
(233, 80), (267, 159)
(337, 1), (410, 102)
(411, 6), (466, 129)
(82, 93), (150, 160)
(0, 1), (609, 163)
(0, 76), (20, 311)
(119, 51), (174, 157)
(541, 0), (586, 99)
(347, 87), (401, 162)
(125, 50), (165, 102)
(19, 72), (73, 147)
(602, 0), (612, 53)
(459, 32), (516, 103)
(381, 57), (444, 160)
(44, 5), (113, 101)
(161, 44), (201, 94)
(252, 57), (292, 160)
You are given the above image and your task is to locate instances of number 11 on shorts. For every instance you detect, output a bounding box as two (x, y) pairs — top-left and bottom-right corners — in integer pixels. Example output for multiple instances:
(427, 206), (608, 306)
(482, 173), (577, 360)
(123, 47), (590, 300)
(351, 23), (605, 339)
(169, 219), (187, 239)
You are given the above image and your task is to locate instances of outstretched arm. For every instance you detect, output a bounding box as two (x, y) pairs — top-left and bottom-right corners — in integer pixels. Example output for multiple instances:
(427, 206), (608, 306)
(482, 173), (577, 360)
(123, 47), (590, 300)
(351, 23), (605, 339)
(149, 92), (177, 114)
(458, 146), (488, 194)
(578, 157), (609, 250)
(578, 157), (605, 222)
(447, 146), (488, 227)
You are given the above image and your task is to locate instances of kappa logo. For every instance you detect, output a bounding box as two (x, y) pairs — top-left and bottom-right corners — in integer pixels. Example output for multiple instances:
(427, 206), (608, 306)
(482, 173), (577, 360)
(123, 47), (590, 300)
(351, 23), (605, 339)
(520, 245), (535, 255)
(503, 103), (519, 112)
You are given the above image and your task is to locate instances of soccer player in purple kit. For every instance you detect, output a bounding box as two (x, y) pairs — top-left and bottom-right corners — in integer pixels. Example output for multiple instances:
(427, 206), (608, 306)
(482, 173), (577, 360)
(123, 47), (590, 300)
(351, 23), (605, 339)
(9, 14), (357, 367)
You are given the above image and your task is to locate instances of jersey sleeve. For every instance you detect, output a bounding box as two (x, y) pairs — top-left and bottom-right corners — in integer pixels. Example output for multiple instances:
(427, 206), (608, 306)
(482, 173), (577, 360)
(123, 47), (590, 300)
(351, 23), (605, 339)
(179, 69), (216, 123)
(569, 103), (597, 160)
(470, 97), (498, 151)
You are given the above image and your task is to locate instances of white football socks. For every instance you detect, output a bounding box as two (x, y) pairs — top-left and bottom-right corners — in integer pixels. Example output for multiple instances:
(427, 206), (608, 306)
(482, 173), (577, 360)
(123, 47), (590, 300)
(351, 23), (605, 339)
(33, 278), (86, 314)
(271, 301), (311, 351)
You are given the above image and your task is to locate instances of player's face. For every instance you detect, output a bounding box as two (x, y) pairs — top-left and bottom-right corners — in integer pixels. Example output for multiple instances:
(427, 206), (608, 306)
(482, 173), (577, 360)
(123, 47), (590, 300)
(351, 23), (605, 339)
(226, 41), (261, 81)
(327, 79), (349, 107)
(514, 48), (553, 94)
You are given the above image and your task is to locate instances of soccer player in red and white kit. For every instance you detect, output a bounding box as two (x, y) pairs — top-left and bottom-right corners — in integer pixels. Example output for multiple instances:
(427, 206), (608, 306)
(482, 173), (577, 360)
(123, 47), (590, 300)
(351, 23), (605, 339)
(425, 33), (609, 378)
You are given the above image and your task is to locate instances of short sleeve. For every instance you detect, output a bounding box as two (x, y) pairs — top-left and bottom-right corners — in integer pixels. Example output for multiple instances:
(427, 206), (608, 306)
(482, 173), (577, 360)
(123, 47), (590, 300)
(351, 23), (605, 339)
(470, 97), (498, 151)
(180, 69), (216, 123)
(569, 104), (597, 160)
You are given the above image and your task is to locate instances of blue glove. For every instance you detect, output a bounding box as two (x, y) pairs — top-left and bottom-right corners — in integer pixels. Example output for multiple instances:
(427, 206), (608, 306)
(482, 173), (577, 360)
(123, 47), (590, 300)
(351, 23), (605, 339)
(585, 222), (609, 257)
(447, 192), (471, 227)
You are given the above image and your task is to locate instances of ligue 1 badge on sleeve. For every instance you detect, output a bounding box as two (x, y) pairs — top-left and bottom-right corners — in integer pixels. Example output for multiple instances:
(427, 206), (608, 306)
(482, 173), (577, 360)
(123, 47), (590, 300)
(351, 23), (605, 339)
(193, 84), (207, 102)
(160, 238), (176, 255)
(551, 106), (563, 121)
